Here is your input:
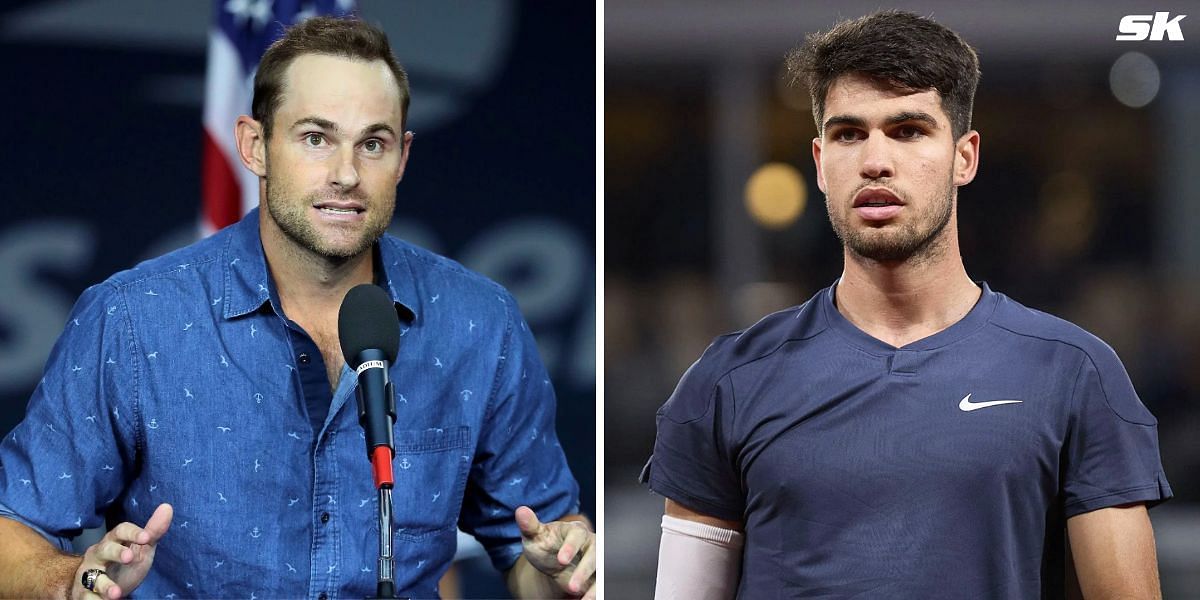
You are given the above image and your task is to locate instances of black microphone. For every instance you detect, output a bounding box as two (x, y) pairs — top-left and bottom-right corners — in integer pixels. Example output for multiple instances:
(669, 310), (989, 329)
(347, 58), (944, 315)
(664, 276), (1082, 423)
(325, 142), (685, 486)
(338, 283), (400, 489)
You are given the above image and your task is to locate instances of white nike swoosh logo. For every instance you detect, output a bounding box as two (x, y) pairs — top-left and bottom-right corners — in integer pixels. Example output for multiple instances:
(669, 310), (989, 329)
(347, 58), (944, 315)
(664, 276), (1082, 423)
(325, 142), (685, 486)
(958, 393), (1023, 412)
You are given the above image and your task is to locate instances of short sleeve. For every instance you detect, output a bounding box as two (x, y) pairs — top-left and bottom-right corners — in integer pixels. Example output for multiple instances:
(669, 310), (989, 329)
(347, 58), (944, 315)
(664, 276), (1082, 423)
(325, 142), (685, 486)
(641, 345), (744, 522)
(457, 292), (580, 572)
(0, 283), (139, 538)
(1062, 347), (1172, 518)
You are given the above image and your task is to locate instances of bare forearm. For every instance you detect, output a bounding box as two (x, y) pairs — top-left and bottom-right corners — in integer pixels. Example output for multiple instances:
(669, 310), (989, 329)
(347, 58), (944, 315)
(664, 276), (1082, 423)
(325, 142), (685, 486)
(1068, 505), (1161, 599)
(0, 516), (81, 599)
(1077, 562), (1161, 600)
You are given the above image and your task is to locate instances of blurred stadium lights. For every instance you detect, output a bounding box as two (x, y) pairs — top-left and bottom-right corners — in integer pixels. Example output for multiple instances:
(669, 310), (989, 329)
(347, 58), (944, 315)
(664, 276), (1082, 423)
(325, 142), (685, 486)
(745, 162), (807, 230)
(1109, 51), (1160, 108)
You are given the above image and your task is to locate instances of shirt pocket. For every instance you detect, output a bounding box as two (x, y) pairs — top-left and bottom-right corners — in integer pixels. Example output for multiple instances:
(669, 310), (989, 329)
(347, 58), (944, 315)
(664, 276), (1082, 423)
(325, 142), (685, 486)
(390, 425), (472, 540)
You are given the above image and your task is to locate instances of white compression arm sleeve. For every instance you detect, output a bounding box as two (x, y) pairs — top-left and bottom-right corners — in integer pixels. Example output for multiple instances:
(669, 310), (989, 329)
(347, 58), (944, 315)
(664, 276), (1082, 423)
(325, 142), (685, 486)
(654, 514), (745, 600)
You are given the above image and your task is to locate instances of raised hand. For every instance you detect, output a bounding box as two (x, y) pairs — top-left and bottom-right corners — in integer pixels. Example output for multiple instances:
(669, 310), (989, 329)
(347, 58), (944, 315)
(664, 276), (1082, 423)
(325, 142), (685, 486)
(515, 506), (596, 599)
(72, 503), (173, 599)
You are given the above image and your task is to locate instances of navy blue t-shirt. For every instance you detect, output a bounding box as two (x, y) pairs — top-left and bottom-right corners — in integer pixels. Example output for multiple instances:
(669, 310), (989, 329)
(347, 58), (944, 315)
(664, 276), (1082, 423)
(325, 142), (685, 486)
(642, 282), (1172, 599)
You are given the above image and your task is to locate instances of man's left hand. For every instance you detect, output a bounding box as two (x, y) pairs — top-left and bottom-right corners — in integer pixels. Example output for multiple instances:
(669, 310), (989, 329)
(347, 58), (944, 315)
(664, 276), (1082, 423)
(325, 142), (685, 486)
(515, 506), (596, 598)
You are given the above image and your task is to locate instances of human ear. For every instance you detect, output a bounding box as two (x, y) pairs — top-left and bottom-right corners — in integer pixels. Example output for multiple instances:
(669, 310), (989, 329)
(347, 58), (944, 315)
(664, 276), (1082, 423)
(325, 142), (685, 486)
(234, 116), (267, 178)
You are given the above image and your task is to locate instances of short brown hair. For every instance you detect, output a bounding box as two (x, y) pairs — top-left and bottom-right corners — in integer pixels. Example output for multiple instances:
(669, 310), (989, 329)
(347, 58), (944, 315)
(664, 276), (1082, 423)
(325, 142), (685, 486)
(252, 16), (411, 140)
(787, 10), (980, 139)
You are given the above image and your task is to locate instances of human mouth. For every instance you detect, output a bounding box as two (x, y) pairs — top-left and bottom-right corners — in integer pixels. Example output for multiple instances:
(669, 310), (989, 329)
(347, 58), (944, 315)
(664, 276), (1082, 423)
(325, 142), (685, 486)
(312, 200), (365, 222)
(852, 188), (904, 221)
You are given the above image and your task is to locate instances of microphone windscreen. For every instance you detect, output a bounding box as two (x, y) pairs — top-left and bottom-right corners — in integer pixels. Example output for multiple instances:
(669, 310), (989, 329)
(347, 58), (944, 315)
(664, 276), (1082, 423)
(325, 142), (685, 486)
(338, 284), (400, 368)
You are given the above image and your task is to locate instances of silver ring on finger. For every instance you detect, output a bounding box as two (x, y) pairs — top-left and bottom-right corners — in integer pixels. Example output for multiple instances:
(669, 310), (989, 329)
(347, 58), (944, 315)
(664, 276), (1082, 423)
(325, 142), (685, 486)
(82, 568), (106, 592)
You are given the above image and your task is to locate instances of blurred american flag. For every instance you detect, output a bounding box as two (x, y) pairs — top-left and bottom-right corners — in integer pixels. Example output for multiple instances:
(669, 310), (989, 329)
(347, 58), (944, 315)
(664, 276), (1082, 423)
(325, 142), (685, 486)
(201, 0), (355, 234)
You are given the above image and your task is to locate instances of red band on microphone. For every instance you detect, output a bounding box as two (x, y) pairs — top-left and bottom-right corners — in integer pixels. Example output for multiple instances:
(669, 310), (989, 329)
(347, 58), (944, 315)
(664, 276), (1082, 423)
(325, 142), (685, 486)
(371, 445), (394, 489)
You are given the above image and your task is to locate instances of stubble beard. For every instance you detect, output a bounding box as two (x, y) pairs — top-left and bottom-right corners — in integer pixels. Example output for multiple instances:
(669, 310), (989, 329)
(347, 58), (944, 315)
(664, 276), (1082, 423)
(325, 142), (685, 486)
(264, 176), (393, 263)
(826, 180), (955, 265)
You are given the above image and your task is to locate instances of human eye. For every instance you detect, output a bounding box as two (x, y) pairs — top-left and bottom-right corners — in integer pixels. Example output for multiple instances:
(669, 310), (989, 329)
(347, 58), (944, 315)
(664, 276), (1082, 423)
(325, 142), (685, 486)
(361, 138), (384, 153)
(894, 125), (925, 139)
(304, 132), (326, 147)
(831, 128), (864, 142)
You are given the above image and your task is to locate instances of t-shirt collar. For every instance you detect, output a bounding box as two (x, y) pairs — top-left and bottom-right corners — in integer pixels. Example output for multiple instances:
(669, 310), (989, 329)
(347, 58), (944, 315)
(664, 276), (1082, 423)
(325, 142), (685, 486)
(820, 278), (998, 354)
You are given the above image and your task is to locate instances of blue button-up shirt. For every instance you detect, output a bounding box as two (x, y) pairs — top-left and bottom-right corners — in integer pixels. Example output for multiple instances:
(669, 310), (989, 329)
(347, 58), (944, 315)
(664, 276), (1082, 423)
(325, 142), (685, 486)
(0, 209), (579, 599)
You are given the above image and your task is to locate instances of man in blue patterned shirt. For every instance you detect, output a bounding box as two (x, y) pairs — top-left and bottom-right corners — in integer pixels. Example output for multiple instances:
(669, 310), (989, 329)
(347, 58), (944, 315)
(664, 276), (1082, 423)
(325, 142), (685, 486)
(0, 17), (594, 600)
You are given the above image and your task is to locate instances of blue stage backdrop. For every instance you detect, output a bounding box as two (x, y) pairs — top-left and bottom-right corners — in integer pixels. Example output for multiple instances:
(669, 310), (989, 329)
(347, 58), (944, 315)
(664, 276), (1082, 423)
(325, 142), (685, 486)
(0, 0), (595, 526)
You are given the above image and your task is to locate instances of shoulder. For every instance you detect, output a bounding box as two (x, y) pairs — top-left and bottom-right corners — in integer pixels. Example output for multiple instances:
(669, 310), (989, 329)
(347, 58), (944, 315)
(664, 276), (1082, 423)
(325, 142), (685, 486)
(986, 291), (1122, 371)
(69, 232), (227, 318)
(96, 229), (228, 294)
(660, 293), (828, 423)
(708, 287), (830, 377)
(985, 290), (1146, 420)
(382, 234), (514, 307)
(980, 288), (1157, 425)
(712, 298), (827, 377)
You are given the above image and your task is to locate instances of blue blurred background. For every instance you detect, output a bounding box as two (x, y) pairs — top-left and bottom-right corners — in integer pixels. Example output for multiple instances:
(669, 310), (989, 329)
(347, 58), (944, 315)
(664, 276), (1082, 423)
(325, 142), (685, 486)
(0, 1), (593, 597)
(605, 0), (1200, 597)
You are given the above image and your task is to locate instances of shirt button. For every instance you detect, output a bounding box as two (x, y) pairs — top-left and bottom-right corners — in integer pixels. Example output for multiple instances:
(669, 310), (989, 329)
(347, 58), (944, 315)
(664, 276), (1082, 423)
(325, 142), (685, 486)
(318, 594), (328, 600)
(299, 353), (310, 364)
(321, 512), (330, 523)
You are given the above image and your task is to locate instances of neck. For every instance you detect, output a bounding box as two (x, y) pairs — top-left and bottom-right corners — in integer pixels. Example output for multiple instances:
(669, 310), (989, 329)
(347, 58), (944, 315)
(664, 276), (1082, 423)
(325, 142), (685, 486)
(834, 226), (979, 348)
(258, 212), (374, 322)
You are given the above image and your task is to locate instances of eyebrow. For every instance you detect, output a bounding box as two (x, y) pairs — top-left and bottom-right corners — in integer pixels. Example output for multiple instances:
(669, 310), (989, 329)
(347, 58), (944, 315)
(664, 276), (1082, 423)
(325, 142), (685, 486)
(823, 111), (940, 133)
(290, 116), (397, 139)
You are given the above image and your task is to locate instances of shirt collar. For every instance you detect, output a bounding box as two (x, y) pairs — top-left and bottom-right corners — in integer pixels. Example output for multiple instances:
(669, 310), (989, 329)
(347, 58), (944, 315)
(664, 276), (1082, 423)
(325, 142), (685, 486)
(375, 236), (420, 322)
(221, 208), (417, 322)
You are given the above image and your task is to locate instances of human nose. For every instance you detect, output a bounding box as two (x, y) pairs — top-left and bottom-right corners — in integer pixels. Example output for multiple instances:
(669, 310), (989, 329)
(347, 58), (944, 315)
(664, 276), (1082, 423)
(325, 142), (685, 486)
(859, 133), (894, 180)
(329, 146), (360, 190)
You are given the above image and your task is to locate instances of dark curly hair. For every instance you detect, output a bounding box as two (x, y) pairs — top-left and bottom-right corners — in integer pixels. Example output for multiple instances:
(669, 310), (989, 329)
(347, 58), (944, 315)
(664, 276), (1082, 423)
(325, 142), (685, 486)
(787, 10), (981, 139)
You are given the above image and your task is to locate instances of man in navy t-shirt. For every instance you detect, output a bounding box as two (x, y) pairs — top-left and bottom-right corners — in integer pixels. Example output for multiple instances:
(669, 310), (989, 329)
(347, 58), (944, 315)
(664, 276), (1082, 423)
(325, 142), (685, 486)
(642, 10), (1171, 599)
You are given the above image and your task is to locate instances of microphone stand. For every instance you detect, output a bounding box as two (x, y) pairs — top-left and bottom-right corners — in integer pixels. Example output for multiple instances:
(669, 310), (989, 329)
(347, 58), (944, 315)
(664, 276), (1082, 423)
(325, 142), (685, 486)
(367, 448), (405, 599)
(339, 286), (407, 600)
(373, 486), (397, 599)
(354, 350), (404, 600)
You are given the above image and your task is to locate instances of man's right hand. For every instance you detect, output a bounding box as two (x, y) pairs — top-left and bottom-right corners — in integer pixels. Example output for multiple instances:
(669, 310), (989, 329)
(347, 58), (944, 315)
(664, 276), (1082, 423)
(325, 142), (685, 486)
(71, 503), (173, 599)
